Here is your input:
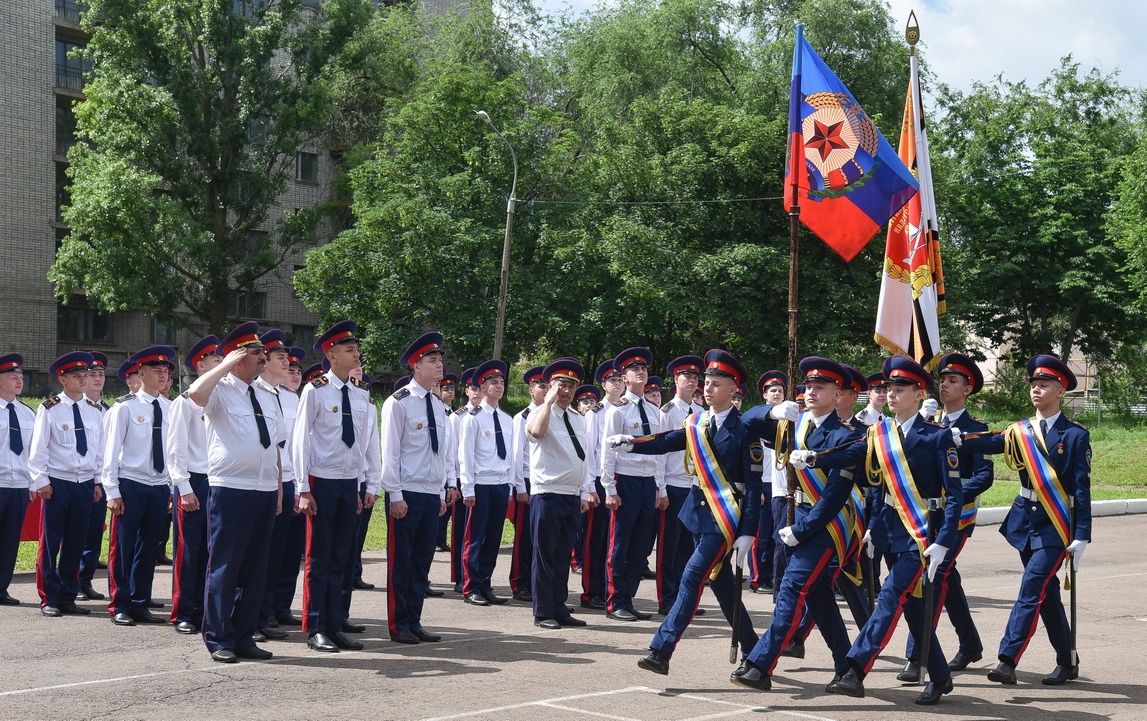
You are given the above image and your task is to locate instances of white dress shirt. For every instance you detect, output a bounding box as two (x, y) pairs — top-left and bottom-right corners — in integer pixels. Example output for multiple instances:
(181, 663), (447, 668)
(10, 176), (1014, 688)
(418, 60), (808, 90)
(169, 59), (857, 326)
(510, 403), (538, 493)
(379, 379), (452, 501)
(661, 397), (703, 489)
(256, 378), (300, 484)
(0, 398), (35, 490)
(599, 391), (665, 497)
(458, 400), (513, 497)
(200, 373), (283, 491)
(166, 392), (208, 496)
(528, 405), (588, 497)
(101, 390), (171, 498)
(29, 393), (104, 489)
(292, 371), (379, 493)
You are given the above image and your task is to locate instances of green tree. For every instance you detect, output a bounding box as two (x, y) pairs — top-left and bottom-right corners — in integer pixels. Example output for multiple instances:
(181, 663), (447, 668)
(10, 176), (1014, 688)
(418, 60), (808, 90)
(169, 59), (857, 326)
(53, 0), (371, 333)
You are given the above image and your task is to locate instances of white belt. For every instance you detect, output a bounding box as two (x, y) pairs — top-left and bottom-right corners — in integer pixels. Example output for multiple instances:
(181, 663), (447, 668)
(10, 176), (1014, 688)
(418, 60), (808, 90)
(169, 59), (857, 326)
(886, 494), (942, 510)
(1019, 487), (1038, 501)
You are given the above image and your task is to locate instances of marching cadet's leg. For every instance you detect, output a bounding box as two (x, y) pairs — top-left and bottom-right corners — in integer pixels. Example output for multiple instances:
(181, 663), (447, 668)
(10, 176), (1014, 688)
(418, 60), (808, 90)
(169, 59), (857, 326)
(647, 531), (726, 663)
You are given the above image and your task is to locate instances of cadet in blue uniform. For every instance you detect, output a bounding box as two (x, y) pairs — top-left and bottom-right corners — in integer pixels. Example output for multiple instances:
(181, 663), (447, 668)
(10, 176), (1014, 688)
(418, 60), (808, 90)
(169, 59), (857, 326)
(731, 357), (862, 691)
(815, 356), (963, 705)
(0, 354), (34, 605)
(78, 352), (111, 601)
(578, 359), (621, 610)
(962, 354), (1090, 686)
(508, 366), (546, 602)
(898, 353), (993, 681)
(751, 370), (787, 594)
(615, 350), (795, 674)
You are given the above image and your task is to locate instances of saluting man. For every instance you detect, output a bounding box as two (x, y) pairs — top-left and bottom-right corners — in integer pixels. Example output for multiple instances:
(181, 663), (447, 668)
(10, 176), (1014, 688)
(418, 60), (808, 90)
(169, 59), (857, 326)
(103, 346), (176, 625)
(292, 320), (379, 653)
(508, 366), (546, 602)
(0, 354), (34, 605)
(78, 352), (111, 601)
(166, 334), (220, 635)
(961, 354), (1090, 687)
(380, 332), (452, 644)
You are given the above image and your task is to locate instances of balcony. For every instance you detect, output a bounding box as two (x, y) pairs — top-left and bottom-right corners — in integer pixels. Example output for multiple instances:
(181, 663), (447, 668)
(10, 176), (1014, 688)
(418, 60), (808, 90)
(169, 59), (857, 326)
(55, 0), (88, 24)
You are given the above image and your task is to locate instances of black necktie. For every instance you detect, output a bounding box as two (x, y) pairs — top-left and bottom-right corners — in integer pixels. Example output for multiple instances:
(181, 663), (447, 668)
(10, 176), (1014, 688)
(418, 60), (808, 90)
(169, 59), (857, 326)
(1040, 419), (1048, 436)
(896, 421), (905, 442)
(249, 386), (271, 449)
(341, 384), (355, 448)
(8, 403), (22, 456)
(563, 410), (585, 460)
(425, 393), (439, 455)
(941, 414), (951, 428)
(707, 414), (717, 439)
(151, 399), (164, 471)
(637, 400), (651, 436)
(72, 401), (88, 457)
(492, 410), (506, 460)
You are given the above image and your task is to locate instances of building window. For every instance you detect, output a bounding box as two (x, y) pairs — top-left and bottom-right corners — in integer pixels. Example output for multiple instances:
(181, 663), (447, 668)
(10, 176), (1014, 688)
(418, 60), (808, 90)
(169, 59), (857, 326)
(56, 102), (78, 157)
(151, 316), (179, 345)
(246, 229), (269, 255)
(295, 152), (318, 184)
(292, 324), (315, 351)
(56, 165), (71, 222)
(248, 116), (269, 144)
(231, 290), (267, 320)
(55, 40), (90, 91)
(55, 0), (87, 23)
(58, 297), (114, 343)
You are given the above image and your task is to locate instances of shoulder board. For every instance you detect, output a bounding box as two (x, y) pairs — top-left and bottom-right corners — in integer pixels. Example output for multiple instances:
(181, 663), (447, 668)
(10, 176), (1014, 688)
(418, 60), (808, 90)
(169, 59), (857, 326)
(591, 402), (603, 413)
(469, 406), (482, 416)
(41, 394), (61, 409)
(839, 420), (855, 431)
(613, 398), (629, 407)
(86, 399), (102, 409)
(180, 390), (190, 399)
(115, 393), (135, 404)
(431, 391), (443, 402)
(660, 402), (673, 413)
(1066, 417), (1088, 430)
(392, 388), (411, 401)
(920, 419), (943, 428)
(310, 376), (329, 388)
(18, 400), (34, 411)
(350, 377), (369, 390)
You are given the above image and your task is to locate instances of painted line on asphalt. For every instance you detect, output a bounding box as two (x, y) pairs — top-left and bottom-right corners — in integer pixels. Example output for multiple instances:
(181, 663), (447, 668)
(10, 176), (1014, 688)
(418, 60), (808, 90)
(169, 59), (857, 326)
(0, 669), (200, 697)
(419, 686), (654, 721)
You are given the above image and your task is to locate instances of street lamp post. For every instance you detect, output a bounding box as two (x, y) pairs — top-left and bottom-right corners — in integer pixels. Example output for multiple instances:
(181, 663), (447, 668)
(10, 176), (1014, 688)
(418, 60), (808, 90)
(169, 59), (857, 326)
(476, 110), (517, 362)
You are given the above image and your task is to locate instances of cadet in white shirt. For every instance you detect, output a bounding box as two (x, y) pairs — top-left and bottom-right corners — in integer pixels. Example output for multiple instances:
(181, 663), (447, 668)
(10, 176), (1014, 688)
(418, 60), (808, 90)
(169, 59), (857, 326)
(166, 334), (219, 635)
(578, 360), (621, 610)
(448, 367), (479, 593)
(103, 346), (175, 625)
(458, 359), (515, 606)
(508, 365), (546, 602)
(269, 347), (308, 627)
(380, 331), (452, 644)
(0, 354), (34, 605)
(189, 323), (284, 663)
(78, 351), (111, 602)
(751, 371), (787, 596)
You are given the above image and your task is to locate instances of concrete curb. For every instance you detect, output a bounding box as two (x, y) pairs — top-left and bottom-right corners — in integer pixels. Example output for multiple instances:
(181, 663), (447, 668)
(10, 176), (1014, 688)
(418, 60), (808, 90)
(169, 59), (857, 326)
(976, 497), (1147, 526)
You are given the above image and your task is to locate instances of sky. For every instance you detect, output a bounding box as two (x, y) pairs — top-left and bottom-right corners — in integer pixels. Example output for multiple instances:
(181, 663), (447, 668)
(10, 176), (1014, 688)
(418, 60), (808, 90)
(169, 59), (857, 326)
(532, 0), (1147, 94)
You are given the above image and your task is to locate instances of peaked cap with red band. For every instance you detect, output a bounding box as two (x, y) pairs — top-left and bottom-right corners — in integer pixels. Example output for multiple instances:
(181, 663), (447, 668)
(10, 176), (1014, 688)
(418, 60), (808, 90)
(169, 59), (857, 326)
(757, 370), (788, 396)
(799, 357), (846, 387)
(839, 363), (867, 392)
(302, 363), (325, 384)
(0, 353), (23, 374)
(595, 360), (620, 385)
(644, 376), (662, 392)
(217, 322), (263, 356)
(882, 355), (934, 392)
(523, 365), (547, 386)
(88, 352), (108, 371)
(475, 359), (508, 386)
(287, 346), (306, 367)
(1027, 354), (1076, 392)
(51, 351), (94, 376)
(702, 349), (746, 387)
(399, 331), (444, 367)
(544, 358), (584, 385)
(260, 329), (287, 353)
(314, 319), (358, 354)
(127, 346), (176, 372)
(185, 335), (220, 373)
(866, 372), (889, 389)
(938, 352), (984, 395)
(795, 384), (807, 402)
(117, 361), (140, 382)
(440, 373), (458, 388)
(575, 384), (601, 402)
(461, 367), (478, 389)
(614, 347), (653, 372)
(666, 355), (704, 378)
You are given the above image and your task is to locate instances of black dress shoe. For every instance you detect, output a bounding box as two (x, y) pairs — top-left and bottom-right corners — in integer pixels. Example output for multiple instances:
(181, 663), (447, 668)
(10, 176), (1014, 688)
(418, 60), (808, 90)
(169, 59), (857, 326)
(987, 661), (1017, 685)
(343, 621), (366, 634)
(897, 659), (921, 683)
(464, 594), (490, 606)
(330, 631), (364, 650)
(259, 626), (289, 640)
(411, 627), (441, 642)
(307, 633), (339, 652)
(156, 556), (173, 566)
(915, 675), (954, 705)
(535, 617), (561, 629)
(453, 581), (464, 593)
(352, 579), (375, 590)
(781, 641), (804, 659)
(629, 608), (652, 620)
(80, 585), (105, 601)
(275, 612), (302, 626)
(40, 605), (62, 617)
(130, 609), (166, 624)
(425, 588), (445, 597)
(637, 649), (670, 675)
(607, 608), (638, 622)
(436, 544), (450, 552)
(146, 600), (165, 609)
(730, 665), (771, 691)
(512, 591), (533, 602)
(641, 568), (656, 580)
(1042, 665), (1079, 685)
(580, 596), (606, 610)
(175, 621), (198, 635)
(265, 616), (279, 628)
(480, 590), (507, 605)
(252, 630), (267, 643)
(826, 668), (865, 698)
(211, 649), (238, 663)
(389, 629), (420, 644)
(0, 594), (19, 605)
(948, 650), (982, 671)
(236, 645), (274, 660)
(556, 616), (587, 627)
(730, 659), (753, 679)
(824, 673), (843, 693)
(58, 601), (91, 615)
(112, 612), (136, 626)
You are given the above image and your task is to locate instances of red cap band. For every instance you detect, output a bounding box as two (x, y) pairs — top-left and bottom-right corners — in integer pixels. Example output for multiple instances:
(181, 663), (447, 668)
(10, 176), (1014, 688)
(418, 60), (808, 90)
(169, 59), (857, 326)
(477, 368), (504, 385)
(941, 362), (974, 381)
(0, 361), (20, 372)
(549, 370), (579, 383)
(191, 344), (219, 367)
(707, 360), (742, 385)
(889, 368), (927, 390)
(408, 342), (440, 365)
(1033, 366), (1069, 388)
(804, 368), (843, 387)
(320, 330), (355, 354)
(619, 355), (646, 370)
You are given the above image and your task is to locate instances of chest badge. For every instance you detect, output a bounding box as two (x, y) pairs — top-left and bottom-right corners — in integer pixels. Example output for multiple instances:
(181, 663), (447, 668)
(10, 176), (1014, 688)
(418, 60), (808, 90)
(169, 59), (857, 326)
(63, 423), (70, 430)
(416, 423), (423, 430)
(138, 416), (146, 423)
(332, 406), (339, 413)
(632, 422), (640, 429)
(485, 430), (491, 437)
(1057, 443), (1064, 455)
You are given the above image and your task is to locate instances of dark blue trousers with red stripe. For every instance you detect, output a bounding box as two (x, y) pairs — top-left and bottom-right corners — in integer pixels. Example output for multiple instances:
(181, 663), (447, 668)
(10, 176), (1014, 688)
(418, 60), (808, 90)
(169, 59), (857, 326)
(746, 544), (851, 676)
(847, 548), (952, 685)
(463, 484), (509, 597)
(655, 485), (692, 611)
(260, 480), (297, 626)
(37, 478), (94, 608)
(650, 530), (757, 659)
(530, 492), (579, 620)
(79, 492), (107, 585)
(508, 478), (532, 596)
(340, 482), (372, 621)
(170, 472), (209, 626)
(580, 476), (608, 602)
(107, 479), (168, 615)
(449, 498), (467, 584)
(273, 501), (306, 616)
(386, 490), (439, 636)
(606, 474), (656, 613)
(749, 482), (774, 590)
(302, 477), (357, 636)
(202, 486), (276, 653)
(906, 525), (982, 661)
(999, 544), (1072, 667)
(0, 487), (28, 597)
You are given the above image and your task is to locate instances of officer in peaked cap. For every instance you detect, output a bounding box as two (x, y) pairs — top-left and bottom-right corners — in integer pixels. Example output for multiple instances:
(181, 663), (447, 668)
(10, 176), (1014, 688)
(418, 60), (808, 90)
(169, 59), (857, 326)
(575, 385), (601, 414)
(644, 376), (663, 406)
(434, 373), (460, 555)
(508, 365), (547, 602)
(577, 359), (622, 610)
(447, 365), (481, 589)
(166, 334), (221, 635)
(380, 331), (452, 643)
(269, 347), (308, 627)
(29, 352), (103, 617)
(753, 370), (788, 595)
(78, 351), (112, 600)
(0, 354), (34, 605)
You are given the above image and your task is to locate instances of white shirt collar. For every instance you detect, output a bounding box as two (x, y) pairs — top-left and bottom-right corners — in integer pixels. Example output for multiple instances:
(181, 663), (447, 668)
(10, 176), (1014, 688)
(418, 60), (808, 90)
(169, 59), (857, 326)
(898, 414), (916, 434)
(624, 390), (643, 403)
(410, 379), (432, 398)
(1037, 410), (1062, 428)
(812, 411), (833, 427)
(135, 389), (159, 403)
(943, 408), (965, 423)
(710, 405), (734, 428)
(479, 399), (498, 414)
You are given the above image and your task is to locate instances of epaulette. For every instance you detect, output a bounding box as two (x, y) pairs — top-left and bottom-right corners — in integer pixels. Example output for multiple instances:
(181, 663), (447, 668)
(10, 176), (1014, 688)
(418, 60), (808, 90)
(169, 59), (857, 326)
(1066, 417), (1088, 430)
(310, 376), (329, 388)
(839, 420), (855, 431)
(613, 398), (629, 407)
(181, 391), (190, 399)
(966, 414), (985, 425)
(431, 390), (443, 402)
(392, 388), (411, 401)
(115, 393), (135, 404)
(86, 398), (102, 410)
(469, 405), (482, 416)
(41, 394), (61, 409)
(591, 402), (604, 413)
(350, 377), (369, 390)
(660, 402), (674, 413)
(920, 419), (943, 428)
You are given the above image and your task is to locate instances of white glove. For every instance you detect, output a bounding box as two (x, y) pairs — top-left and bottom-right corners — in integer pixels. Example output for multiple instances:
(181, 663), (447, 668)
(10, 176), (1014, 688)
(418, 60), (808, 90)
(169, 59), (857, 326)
(789, 450), (816, 471)
(950, 427), (963, 447)
(732, 535), (755, 569)
(921, 398), (939, 419)
(923, 543), (948, 582)
(862, 529), (874, 559)
(769, 400), (800, 422)
(856, 406), (883, 426)
(606, 434), (634, 450)
(1067, 539), (1087, 571)
(778, 526), (798, 547)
